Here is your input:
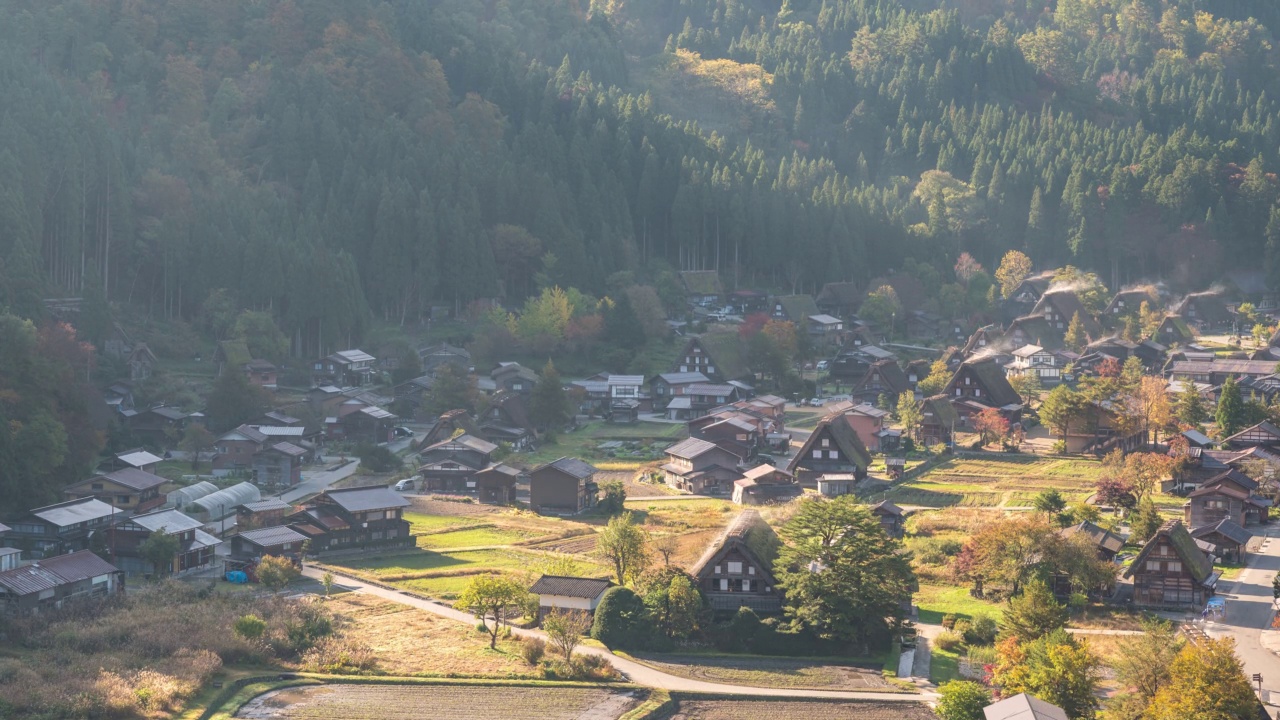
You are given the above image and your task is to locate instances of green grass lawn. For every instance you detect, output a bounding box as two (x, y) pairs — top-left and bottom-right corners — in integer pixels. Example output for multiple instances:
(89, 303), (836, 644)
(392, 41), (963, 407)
(329, 547), (605, 601)
(929, 645), (962, 685)
(518, 420), (684, 468)
(155, 460), (215, 482)
(417, 526), (544, 549)
(915, 584), (1005, 625)
(405, 512), (482, 533)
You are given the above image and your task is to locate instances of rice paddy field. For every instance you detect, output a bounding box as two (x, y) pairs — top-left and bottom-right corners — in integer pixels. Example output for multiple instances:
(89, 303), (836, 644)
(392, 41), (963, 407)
(654, 698), (939, 720)
(879, 455), (1107, 508)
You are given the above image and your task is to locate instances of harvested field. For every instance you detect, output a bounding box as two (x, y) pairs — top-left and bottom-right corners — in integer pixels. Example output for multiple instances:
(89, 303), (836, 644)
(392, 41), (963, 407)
(237, 684), (639, 719)
(408, 497), (504, 517)
(324, 594), (532, 677)
(416, 525), (546, 549)
(633, 655), (892, 691)
(404, 512), (482, 534)
(528, 533), (600, 554)
(881, 455), (1105, 508)
(329, 548), (607, 600)
(661, 698), (937, 719)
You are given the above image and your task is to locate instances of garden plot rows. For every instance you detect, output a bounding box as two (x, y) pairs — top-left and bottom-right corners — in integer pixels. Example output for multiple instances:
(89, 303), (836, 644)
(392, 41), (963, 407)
(237, 684), (638, 719)
(634, 655), (891, 691)
(663, 699), (938, 720)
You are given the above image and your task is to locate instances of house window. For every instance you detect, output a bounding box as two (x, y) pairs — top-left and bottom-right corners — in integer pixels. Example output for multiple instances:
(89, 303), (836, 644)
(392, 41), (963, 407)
(742, 579), (751, 592)
(707, 366), (715, 374)
(828, 450), (839, 459)
(720, 579), (729, 591)
(821, 439), (829, 447)
(1167, 561), (1182, 573)
(92, 483), (104, 491)
(513, 382), (523, 390)
(1146, 560), (1160, 571)
(955, 389), (961, 396)
(813, 450), (822, 458)
(748, 566), (755, 575)
(974, 388), (981, 397)
(728, 561), (743, 574)
(117, 495), (130, 504)
(714, 565), (721, 574)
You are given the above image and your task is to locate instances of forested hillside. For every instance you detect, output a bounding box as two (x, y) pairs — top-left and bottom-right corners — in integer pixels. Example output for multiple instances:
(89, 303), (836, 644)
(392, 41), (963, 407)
(2, 0), (1280, 356)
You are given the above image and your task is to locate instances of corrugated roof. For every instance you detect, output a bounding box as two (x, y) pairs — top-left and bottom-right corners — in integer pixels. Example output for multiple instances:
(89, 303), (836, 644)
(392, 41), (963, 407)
(255, 426), (305, 437)
(93, 468), (167, 492)
(32, 498), (118, 527)
(129, 509), (203, 534)
(238, 498), (293, 513)
(324, 486), (410, 512)
(43, 550), (120, 583)
(608, 375), (645, 386)
(543, 457), (597, 479)
(529, 575), (612, 599)
(656, 372), (709, 384)
(332, 349), (375, 363)
(0, 564), (62, 595)
(687, 383), (736, 396)
(665, 437), (720, 459)
(263, 441), (307, 457)
(238, 525), (308, 547)
(117, 450), (163, 468)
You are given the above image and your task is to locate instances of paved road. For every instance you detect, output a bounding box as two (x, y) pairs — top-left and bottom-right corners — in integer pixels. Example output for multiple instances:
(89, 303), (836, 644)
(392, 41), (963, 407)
(279, 460), (360, 503)
(1203, 526), (1280, 697)
(302, 567), (936, 702)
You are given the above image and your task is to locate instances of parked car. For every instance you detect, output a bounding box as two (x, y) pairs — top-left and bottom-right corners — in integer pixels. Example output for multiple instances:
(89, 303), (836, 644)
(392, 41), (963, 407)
(393, 426), (413, 438)
(809, 398), (824, 406)
(394, 478), (417, 492)
(816, 360), (829, 370)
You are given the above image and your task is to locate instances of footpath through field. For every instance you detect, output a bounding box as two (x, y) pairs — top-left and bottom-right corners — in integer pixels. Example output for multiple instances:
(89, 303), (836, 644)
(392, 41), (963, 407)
(300, 567), (936, 702)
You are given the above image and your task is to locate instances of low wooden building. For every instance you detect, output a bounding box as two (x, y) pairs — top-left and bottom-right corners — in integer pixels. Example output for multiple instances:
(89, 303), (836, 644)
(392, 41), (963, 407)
(231, 526), (309, 563)
(4, 498), (119, 559)
(816, 473), (857, 497)
(690, 510), (782, 613)
(1123, 520), (1218, 609)
(870, 500), (905, 538)
(661, 437), (744, 495)
(731, 465), (801, 506)
(0, 550), (123, 615)
(62, 468), (169, 513)
(286, 486), (411, 554)
(1190, 519), (1251, 564)
(108, 508), (220, 576)
(235, 498), (294, 531)
(529, 457), (599, 514)
(529, 575), (613, 622)
(473, 464), (520, 505)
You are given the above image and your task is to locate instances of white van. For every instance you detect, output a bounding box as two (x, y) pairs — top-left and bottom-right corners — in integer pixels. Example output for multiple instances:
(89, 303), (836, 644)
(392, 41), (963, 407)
(394, 478), (416, 492)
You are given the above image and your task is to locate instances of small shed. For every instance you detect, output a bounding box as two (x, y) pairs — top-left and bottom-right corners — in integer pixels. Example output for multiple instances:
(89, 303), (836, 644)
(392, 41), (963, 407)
(816, 473), (858, 497)
(983, 693), (1069, 720)
(231, 525), (308, 562)
(529, 575), (613, 621)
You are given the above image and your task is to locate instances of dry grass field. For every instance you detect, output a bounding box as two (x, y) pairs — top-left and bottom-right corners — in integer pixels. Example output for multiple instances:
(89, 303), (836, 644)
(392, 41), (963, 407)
(881, 455), (1106, 508)
(323, 594), (534, 677)
(631, 655), (892, 691)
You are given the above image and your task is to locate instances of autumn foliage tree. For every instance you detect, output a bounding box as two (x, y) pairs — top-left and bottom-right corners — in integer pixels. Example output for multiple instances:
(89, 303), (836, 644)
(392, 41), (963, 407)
(972, 407), (1010, 447)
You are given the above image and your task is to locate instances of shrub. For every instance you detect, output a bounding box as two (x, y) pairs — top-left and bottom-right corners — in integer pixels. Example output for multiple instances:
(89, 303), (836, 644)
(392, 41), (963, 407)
(964, 614), (998, 646)
(941, 613), (958, 630)
(1052, 440), (1067, 455)
(356, 444), (402, 473)
(233, 614), (266, 641)
(965, 644), (998, 668)
(953, 619), (972, 637)
(300, 637), (378, 674)
(590, 587), (653, 650)
(519, 636), (546, 666)
(935, 630), (965, 652)
(936, 680), (992, 720)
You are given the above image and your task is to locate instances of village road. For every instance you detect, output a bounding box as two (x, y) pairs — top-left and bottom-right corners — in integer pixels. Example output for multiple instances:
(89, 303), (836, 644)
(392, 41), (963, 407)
(1204, 526), (1280, 699)
(300, 566), (937, 702)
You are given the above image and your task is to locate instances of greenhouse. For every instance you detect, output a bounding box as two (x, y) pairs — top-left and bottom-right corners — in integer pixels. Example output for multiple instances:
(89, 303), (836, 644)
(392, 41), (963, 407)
(166, 481), (219, 510)
(189, 482), (261, 520)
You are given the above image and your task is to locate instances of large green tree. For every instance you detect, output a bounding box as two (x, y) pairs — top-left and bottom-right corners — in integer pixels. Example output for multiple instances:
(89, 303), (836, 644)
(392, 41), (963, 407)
(774, 497), (915, 648)
(1216, 375), (1245, 438)
(529, 360), (571, 433)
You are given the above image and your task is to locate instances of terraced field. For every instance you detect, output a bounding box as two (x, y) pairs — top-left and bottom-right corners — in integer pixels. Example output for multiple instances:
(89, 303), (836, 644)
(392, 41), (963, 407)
(881, 455), (1105, 508)
(327, 548), (607, 600)
(237, 684), (638, 719)
(416, 525), (546, 549)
